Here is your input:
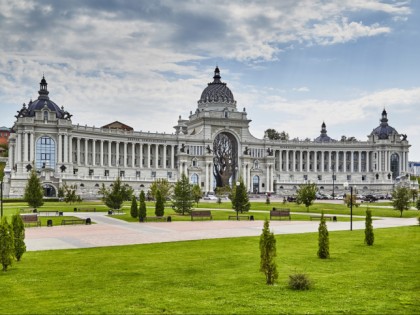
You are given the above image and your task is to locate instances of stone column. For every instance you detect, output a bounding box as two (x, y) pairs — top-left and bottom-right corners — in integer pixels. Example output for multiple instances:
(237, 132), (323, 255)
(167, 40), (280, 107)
(247, 164), (251, 191)
(57, 133), (62, 164)
(321, 151), (325, 172)
(131, 143), (135, 168)
(155, 144), (159, 169)
(8, 143), (14, 168)
(358, 151), (362, 172)
(350, 151), (354, 173)
(163, 145), (167, 169)
(123, 142), (127, 168)
(147, 144), (151, 168)
(278, 150), (282, 171)
(16, 131), (22, 163)
(100, 140), (104, 166)
(108, 141), (112, 167)
(140, 144), (143, 168)
(69, 136), (73, 164)
(64, 134), (68, 163)
(205, 162), (209, 192)
(292, 150), (296, 172)
(285, 150), (289, 172)
(366, 151), (369, 172)
(92, 139), (96, 166)
(328, 151), (332, 172)
(77, 138), (81, 166)
(29, 133), (34, 163)
(84, 139), (88, 165)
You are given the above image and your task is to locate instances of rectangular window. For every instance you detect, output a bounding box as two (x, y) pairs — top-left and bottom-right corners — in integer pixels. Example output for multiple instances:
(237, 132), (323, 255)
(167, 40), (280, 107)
(136, 171), (141, 177)
(347, 175), (351, 181)
(104, 170), (109, 176)
(362, 175), (366, 181)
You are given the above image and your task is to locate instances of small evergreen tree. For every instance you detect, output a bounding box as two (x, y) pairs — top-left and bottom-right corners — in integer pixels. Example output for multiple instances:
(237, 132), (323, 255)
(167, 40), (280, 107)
(191, 184), (202, 206)
(230, 178), (250, 218)
(0, 217), (15, 271)
(139, 190), (147, 221)
(364, 208), (374, 246)
(130, 195), (138, 218)
(317, 213), (330, 259)
(259, 219), (278, 285)
(392, 186), (411, 217)
(62, 184), (80, 204)
(155, 190), (165, 217)
(23, 170), (44, 208)
(416, 198), (420, 211)
(172, 173), (194, 215)
(296, 183), (317, 212)
(99, 177), (133, 210)
(11, 214), (26, 261)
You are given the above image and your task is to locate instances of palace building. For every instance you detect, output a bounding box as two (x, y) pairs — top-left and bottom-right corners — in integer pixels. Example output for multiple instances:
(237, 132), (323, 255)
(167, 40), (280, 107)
(4, 67), (417, 198)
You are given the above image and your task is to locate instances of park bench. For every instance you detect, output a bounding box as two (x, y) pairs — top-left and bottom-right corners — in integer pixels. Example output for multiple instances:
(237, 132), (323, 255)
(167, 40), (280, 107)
(228, 215), (250, 220)
(20, 208), (37, 213)
(38, 210), (61, 216)
(309, 215), (336, 222)
(20, 214), (41, 227)
(61, 219), (90, 225)
(270, 208), (291, 220)
(191, 210), (212, 221)
(108, 209), (125, 215)
(76, 207), (96, 212)
(144, 216), (169, 222)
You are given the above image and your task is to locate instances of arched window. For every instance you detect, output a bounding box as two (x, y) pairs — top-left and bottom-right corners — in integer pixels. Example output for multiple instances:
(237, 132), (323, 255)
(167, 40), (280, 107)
(36, 136), (56, 169)
(253, 175), (259, 193)
(191, 173), (199, 185)
(390, 153), (400, 179)
(192, 158), (198, 167)
(44, 111), (48, 121)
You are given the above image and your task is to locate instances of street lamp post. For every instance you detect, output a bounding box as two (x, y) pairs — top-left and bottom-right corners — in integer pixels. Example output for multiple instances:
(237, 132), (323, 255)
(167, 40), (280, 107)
(1, 181), (3, 218)
(235, 181), (240, 221)
(331, 165), (335, 198)
(343, 181), (354, 231)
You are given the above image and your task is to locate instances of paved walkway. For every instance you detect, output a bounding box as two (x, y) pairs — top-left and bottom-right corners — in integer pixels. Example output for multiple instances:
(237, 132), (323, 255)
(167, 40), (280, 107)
(25, 212), (418, 251)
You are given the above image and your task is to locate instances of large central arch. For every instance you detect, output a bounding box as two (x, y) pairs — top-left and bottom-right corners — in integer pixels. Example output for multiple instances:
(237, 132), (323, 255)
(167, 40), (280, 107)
(213, 132), (238, 187)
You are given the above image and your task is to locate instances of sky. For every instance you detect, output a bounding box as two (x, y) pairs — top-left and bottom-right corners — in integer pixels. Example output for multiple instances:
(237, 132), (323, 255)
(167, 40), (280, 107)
(1, 0), (419, 160)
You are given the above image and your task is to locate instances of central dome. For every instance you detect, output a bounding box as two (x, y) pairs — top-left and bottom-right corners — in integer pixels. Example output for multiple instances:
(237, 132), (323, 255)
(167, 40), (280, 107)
(198, 67), (235, 105)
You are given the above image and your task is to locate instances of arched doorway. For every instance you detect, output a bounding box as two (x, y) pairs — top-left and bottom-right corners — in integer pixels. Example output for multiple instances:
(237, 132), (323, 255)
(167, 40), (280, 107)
(213, 132), (238, 188)
(191, 173), (199, 185)
(390, 153), (400, 179)
(253, 175), (260, 193)
(43, 184), (56, 197)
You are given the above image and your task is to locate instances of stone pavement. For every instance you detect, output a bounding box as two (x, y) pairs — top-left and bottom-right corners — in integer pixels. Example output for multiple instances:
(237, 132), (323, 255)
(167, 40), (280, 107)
(24, 212), (418, 251)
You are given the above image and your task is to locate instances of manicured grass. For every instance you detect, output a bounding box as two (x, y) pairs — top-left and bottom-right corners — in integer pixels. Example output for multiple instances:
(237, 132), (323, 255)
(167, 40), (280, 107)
(0, 226), (418, 314)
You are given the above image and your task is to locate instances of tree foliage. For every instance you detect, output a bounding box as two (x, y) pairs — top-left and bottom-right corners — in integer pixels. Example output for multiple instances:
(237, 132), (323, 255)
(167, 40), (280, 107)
(150, 179), (173, 203)
(138, 190), (147, 221)
(61, 184), (80, 204)
(265, 129), (289, 140)
(230, 178), (250, 215)
(191, 184), (202, 206)
(155, 190), (165, 217)
(99, 177), (133, 210)
(130, 195), (138, 218)
(416, 198), (420, 211)
(11, 214), (26, 261)
(410, 189), (418, 203)
(392, 186), (411, 217)
(172, 173), (194, 215)
(344, 193), (359, 208)
(317, 213), (330, 259)
(296, 183), (317, 212)
(0, 217), (14, 271)
(23, 170), (44, 208)
(259, 219), (278, 285)
(364, 208), (374, 246)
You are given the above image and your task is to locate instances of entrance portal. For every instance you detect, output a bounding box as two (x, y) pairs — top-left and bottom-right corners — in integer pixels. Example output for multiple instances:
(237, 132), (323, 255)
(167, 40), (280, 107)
(43, 184), (56, 197)
(213, 132), (238, 187)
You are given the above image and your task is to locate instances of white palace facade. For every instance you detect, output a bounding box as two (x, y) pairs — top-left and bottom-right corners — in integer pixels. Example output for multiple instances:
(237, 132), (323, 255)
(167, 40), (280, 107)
(4, 67), (417, 198)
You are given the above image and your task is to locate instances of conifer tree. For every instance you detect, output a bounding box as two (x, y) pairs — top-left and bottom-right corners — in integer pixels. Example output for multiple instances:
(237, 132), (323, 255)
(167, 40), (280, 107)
(139, 190), (147, 221)
(130, 195), (138, 218)
(172, 173), (194, 215)
(317, 213), (330, 259)
(155, 190), (165, 217)
(230, 178), (250, 219)
(259, 219), (278, 285)
(11, 214), (26, 261)
(364, 208), (374, 246)
(0, 217), (15, 271)
(23, 170), (44, 209)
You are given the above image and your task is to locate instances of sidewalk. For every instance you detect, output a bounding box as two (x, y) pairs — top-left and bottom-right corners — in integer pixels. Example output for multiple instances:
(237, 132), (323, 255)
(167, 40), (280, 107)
(24, 212), (418, 251)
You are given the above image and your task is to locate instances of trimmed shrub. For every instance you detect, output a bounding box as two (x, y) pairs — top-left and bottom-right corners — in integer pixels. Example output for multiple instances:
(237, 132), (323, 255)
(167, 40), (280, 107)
(288, 273), (312, 290)
(130, 196), (138, 218)
(365, 208), (374, 246)
(155, 190), (164, 217)
(139, 190), (147, 221)
(317, 213), (330, 259)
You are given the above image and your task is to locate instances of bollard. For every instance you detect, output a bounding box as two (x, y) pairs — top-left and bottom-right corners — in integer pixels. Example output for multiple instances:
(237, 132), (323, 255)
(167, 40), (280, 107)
(59, 212), (63, 216)
(47, 219), (53, 227)
(167, 216), (172, 222)
(86, 218), (91, 225)
(250, 215), (254, 221)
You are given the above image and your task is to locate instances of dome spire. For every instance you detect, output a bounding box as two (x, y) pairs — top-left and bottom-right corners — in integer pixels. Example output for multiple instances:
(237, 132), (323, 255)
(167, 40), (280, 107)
(213, 66), (221, 83)
(381, 108), (388, 125)
(38, 75), (49, 100)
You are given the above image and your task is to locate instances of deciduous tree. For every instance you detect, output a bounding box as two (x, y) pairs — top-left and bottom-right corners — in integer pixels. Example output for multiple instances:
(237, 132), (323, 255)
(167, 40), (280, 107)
(99, 177), (133, 210)
(191, 184), (202, 206)
(296, 183), (317, 212)
(150, 179), (173, 203)
(23, 170), (44, 209)
(259, 219), (278, 285)
(392, 186), (411, 217)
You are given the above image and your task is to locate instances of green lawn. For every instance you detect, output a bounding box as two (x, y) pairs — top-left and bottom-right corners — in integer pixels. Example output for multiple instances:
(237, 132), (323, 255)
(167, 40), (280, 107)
(0, 226), (418, 314)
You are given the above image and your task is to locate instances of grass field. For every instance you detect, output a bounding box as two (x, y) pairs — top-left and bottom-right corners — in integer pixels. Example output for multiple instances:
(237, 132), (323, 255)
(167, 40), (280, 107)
(0, 226), (418, 314)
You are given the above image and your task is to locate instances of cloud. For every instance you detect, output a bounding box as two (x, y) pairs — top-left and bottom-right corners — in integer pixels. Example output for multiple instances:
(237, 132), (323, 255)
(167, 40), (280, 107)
(293, 87), (310, 92)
